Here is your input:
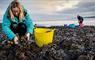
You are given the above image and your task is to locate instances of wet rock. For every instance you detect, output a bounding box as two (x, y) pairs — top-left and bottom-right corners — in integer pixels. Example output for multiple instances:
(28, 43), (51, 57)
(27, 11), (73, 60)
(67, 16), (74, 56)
(0, 24), (95, 60)
(77, 55), (89, 60)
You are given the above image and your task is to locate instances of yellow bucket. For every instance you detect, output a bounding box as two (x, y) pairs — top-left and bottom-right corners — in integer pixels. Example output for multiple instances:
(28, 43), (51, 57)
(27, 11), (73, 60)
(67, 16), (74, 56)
(34, 28), (55, 47)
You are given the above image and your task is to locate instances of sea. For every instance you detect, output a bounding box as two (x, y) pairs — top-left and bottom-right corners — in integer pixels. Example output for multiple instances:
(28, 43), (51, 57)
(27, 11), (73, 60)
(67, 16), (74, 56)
(0, 18), (95, 27)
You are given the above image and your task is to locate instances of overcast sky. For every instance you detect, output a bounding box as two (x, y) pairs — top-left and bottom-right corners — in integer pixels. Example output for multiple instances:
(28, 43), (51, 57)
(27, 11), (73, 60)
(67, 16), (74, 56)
(0, 0), (95, 21)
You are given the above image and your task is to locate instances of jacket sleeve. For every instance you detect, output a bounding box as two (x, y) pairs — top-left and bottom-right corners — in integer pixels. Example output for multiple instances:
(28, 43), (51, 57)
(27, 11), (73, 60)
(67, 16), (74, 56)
(24, 13), (34, 34)
(2, 15), (16, 40)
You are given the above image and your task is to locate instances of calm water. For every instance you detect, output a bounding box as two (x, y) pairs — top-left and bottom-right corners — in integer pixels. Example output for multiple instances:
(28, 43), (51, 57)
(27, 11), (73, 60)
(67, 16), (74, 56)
(0, 18), (95, 26)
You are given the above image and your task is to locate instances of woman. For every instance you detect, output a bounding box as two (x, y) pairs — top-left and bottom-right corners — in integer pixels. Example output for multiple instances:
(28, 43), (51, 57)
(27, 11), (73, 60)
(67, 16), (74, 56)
(2, 0), (34, 44)
(77, 15), (84, 25)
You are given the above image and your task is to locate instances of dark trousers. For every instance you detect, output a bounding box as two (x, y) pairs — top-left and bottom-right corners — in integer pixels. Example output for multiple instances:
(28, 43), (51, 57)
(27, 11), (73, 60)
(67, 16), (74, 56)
(78, 20), (83, 24)
(10, 22), (27, 36)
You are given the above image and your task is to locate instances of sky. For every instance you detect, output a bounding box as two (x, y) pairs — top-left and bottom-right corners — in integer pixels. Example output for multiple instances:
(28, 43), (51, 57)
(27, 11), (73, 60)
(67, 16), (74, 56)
(0, 0), (95, 21)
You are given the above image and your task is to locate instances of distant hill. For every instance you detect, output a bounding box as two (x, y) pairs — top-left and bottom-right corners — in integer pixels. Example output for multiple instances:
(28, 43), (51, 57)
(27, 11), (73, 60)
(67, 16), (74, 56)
(83, 16), (95, 18)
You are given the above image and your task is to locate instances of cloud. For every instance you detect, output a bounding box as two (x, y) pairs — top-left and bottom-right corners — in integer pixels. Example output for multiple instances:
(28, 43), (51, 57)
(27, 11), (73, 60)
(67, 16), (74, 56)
(55, 0), (79, 11)
(19, 0), (95, 20)
(0, 0), (95, 21)
(19, 0), (80, 15)
(56, 0), (95, 17)
(0, 9), (2, 20)
(0, 8), (1, 14)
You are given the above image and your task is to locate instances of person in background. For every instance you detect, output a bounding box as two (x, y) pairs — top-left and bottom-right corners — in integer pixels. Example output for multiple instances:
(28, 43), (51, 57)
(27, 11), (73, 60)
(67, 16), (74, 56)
(77, 15), (84, 27)
(2, 0), (34, 44)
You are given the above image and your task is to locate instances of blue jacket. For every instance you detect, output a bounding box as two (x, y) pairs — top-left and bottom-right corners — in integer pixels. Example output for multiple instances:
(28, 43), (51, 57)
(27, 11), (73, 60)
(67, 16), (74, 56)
(2, 7), (34, 40)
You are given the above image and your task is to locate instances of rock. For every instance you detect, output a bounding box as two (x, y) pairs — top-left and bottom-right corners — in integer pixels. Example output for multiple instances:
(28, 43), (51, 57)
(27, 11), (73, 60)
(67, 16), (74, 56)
(77, 55), (89, 60)
(0, 24), (95, 60)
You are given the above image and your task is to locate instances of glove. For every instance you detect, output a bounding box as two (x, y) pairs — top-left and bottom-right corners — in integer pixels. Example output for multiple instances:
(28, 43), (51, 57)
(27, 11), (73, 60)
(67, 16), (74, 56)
(26, 33), (30, 41)
(14, 36), (18, 44)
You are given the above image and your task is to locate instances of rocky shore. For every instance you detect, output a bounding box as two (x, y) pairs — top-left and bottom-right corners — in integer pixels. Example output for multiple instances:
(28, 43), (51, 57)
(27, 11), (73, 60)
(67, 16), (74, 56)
(0, 24), (95, 60)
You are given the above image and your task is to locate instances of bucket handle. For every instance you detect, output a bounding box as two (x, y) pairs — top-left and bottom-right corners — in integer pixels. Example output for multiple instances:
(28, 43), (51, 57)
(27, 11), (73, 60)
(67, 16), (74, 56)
(46, 29), (56, 33)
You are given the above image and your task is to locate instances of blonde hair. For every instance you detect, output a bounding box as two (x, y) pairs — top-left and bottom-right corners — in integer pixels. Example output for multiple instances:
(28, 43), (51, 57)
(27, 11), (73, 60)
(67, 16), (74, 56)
(8, 0), (24, 22)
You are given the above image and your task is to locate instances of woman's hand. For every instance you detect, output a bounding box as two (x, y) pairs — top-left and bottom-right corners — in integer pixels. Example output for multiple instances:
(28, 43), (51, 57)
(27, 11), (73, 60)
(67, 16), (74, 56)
(14, 36), (18, 44)
(26, 33), (30, 41)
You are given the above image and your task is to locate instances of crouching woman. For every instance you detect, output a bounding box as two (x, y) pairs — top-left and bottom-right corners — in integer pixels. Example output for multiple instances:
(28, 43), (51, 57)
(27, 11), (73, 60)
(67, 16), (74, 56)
(2, 0), (34, 44)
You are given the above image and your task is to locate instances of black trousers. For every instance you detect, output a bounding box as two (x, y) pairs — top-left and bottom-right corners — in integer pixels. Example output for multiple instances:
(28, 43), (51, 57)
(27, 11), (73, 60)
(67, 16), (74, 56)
(10, 22), (27, 36)
(78, 20), (83, 24)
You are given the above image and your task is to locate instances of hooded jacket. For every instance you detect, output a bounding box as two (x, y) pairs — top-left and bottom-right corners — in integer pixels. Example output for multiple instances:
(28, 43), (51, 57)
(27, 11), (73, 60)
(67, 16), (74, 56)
(2, 7), (34, 40)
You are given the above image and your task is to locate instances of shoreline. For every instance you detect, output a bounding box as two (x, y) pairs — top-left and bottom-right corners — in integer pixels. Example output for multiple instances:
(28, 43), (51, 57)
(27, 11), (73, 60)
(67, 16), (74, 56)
(0, 20), (95, 26)
(33, 20), (95, 26)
